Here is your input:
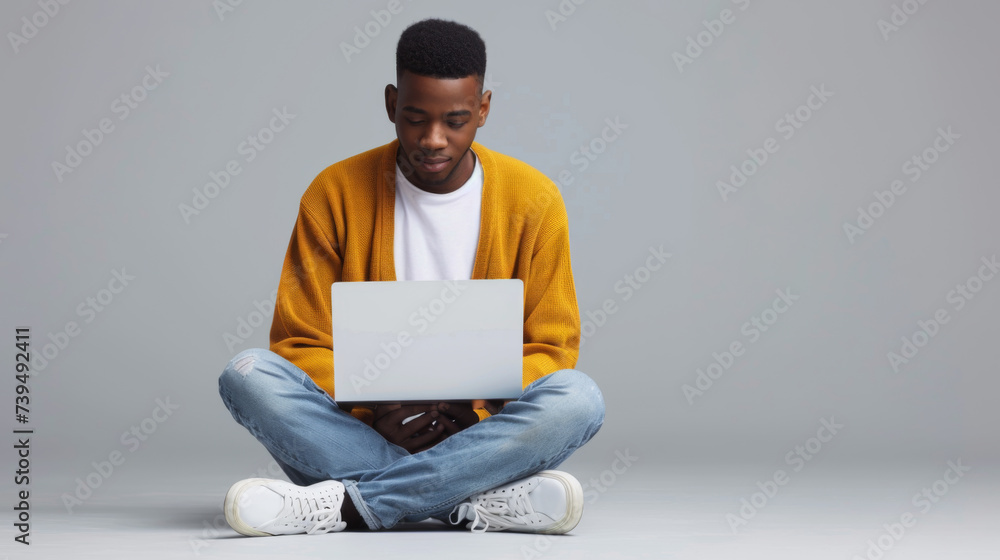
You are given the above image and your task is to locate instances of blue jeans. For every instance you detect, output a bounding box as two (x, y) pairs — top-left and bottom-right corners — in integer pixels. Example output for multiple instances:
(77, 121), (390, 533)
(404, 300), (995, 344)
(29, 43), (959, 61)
(218, 348), (605, 530)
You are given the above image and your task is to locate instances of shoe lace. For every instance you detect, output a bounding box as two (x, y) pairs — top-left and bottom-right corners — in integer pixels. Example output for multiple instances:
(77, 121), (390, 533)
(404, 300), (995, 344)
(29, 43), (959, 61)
(452, 480), (540, 533)
(285, 487), (347, 535)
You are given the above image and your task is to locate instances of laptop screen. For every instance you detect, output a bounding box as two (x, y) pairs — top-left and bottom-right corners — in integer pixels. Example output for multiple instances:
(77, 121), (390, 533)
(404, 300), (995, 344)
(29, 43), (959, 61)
(332, 279), (523, 403)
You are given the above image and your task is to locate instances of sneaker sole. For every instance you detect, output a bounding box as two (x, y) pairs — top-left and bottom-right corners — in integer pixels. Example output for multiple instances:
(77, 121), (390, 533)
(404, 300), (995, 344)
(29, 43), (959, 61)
(224, 478), (275, 537)
(535, 470), (585, 535)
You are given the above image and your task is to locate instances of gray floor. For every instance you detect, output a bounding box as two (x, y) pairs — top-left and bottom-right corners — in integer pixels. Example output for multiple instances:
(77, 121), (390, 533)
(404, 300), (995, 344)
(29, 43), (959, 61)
(10, 464), (999, 559)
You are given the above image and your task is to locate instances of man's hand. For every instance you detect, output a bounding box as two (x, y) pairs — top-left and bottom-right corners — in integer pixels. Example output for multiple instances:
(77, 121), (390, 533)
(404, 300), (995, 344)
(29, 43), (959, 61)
(372, 403), (444, 454)
(434, 402), (479, 437)
(435, 399), (507, 435)
(372, 400), (509, 453)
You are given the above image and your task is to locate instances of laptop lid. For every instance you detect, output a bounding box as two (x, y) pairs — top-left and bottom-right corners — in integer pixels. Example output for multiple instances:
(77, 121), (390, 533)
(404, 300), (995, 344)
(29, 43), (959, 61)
(332, 279), (523, 403)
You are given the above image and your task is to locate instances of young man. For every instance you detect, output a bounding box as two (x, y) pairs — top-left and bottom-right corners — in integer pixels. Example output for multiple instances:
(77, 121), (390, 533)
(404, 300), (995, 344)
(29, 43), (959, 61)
(217, 18), (604, 536)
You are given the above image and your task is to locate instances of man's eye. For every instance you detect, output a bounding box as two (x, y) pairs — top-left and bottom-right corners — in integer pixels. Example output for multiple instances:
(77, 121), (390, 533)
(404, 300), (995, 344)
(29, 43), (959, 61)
(406, 119), (424, 125)
(448, 122), (466, 128)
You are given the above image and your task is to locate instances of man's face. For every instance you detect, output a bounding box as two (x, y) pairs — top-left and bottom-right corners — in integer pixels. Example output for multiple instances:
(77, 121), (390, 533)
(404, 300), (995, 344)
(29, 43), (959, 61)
(385, 71), (491, 194)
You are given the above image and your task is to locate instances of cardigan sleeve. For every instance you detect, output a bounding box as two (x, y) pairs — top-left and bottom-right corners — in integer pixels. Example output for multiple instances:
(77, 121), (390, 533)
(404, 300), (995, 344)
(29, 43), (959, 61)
(268, 202), (342, 398)
(520, 195), (581, 388)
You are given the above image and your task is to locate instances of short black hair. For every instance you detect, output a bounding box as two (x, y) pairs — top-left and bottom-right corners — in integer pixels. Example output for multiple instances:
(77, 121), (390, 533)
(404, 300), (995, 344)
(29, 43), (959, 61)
(396, 18), (486, 90)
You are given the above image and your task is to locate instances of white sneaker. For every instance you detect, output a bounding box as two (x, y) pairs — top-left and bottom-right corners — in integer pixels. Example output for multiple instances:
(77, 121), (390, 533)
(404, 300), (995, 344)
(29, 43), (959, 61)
(449, 470), (584, 534)
(224, 478), (348, 536)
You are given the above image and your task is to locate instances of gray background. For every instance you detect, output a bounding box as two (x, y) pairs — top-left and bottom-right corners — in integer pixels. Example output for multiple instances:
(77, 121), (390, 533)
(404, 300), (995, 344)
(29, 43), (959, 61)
(1, 0), (998, 558)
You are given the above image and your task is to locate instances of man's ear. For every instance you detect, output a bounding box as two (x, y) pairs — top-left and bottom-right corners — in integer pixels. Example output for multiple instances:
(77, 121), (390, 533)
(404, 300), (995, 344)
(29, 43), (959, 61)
(385, 84), (398, 124)
(477, 89), (492, 127)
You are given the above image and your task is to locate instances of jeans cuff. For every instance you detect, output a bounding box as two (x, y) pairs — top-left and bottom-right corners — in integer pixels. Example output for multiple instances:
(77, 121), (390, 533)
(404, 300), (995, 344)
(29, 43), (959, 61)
(343, 479), (382, 530)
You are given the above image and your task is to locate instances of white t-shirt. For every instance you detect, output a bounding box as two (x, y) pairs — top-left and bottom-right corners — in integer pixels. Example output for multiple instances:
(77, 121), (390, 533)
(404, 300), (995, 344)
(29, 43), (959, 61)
(394, 149), (483, 281)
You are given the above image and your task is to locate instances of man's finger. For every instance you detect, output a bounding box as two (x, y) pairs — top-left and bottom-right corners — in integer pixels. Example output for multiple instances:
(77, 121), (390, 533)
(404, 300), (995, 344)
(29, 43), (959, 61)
(397, 411), (439, 440)
(405, 421), (444, 451)
(372, 402), (401, 422)
(373, 409), (426, 437)
(439, 402), (478, 423)
(438, 417), (461, 436)
(378, 405), (434, 426)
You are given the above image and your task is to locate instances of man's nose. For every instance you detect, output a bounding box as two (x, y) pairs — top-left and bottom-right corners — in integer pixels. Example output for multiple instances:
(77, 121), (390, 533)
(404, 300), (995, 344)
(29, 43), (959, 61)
(420, 123), (448, 151)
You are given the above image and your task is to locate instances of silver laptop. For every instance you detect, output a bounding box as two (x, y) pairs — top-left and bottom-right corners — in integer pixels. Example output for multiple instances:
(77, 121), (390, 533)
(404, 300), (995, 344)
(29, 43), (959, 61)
(332, 279), (523, 402)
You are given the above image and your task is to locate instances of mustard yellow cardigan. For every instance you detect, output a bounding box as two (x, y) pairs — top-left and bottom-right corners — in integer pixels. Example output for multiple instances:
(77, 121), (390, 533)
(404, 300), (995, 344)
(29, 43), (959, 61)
(269, 139), (581, 414)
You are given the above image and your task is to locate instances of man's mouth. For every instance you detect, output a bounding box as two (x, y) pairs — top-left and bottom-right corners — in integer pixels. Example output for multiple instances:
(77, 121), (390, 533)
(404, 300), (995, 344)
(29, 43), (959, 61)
(418, 157), (450, 173)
